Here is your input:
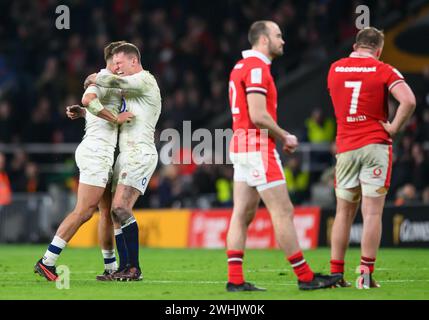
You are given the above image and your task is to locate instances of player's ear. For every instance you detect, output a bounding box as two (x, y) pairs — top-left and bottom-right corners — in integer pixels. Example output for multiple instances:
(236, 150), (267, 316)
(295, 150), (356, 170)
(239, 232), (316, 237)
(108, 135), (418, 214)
(353, 43), (358, 51)
(376, 47), (383, 58)
(260, 34), (268, 46)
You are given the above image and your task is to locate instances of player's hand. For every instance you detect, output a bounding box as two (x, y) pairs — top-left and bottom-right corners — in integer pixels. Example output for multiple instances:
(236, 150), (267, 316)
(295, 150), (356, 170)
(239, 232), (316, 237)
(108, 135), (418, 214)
(379, 120), (398, 138)
(116, 112), (135, 125)
(84, 73), (97, 89)
(66, 105), (86, 120)
(282, 134), (299, 154)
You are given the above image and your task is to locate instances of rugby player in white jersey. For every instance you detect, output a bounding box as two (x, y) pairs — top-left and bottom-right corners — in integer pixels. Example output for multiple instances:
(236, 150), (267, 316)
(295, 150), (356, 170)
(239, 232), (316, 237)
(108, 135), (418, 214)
(34, 42), (134, 282)
(85, 43), (161, 281)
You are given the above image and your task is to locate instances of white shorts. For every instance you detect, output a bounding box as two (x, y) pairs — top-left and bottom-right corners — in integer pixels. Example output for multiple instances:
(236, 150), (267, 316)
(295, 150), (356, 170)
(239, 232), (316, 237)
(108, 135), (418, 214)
(230, 149), (286, 192)
(75, 142), (114, 188)
(335, 144), (392, 192)
(112, 152), (158, 195)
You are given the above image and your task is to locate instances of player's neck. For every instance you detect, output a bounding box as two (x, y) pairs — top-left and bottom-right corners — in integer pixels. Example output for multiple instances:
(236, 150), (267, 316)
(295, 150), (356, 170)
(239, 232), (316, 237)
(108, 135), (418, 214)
(251, 46), (273, 62)
(134, 65), (144, 73)
(106, 62), (115, 73)
(352, 49), (378, 60)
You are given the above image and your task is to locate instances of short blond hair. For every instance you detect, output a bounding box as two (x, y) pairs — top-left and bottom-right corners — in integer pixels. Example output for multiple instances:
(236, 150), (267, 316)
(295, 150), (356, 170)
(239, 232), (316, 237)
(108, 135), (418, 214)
(355, 27), (384, 50)
(248, 20), (271, 46)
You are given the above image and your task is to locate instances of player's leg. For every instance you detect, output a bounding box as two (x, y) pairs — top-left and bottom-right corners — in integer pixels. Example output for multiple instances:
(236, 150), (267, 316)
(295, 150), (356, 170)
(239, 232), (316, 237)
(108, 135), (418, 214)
(111, 184), (141, 281)
(330, 188), (360, 287)
(330, 149), (361, 286)
(34, 183), (105, 281)
(55, 183), (105, 240)
(258, 184), (309, 282)
(96, 185), (119, 280)
(259, 147), (341, 289)
(358, 191), (386, 289)
(111, 206), (128, 272)
(331, 195), (360, 262)
(258, 183), (341, 289)
(357, 144), (392, 288)
(225, 181), (261, 291)
(110, 153), (157, 281)
(360, 194), (385, 275)
(258, 184), (299, 255)
(110, 157), (128, 273)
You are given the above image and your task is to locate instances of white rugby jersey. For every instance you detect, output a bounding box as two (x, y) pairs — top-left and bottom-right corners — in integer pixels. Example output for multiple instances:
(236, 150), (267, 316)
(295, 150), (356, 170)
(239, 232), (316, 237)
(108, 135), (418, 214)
(83, 69), (122, 149)
(95, 70), (161, 154)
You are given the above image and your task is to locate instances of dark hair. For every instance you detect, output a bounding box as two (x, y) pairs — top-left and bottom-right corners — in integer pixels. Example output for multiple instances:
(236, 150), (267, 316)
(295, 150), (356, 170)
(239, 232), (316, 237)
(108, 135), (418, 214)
(355, 27), (384, 50)
(112, 43), (141, 63)
(104, 41), (127, 62)
(248, 20), (270, 46)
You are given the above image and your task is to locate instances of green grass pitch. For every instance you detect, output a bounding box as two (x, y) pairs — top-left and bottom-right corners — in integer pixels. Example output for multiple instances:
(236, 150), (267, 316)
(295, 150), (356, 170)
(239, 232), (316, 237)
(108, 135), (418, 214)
(0, 245), (428, 300)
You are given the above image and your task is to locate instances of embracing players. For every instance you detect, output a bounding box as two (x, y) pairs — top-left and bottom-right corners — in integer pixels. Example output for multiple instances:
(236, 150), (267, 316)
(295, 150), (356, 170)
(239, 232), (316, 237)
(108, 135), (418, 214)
(78, 43), (161, 281)
(34, 41), (134, 281)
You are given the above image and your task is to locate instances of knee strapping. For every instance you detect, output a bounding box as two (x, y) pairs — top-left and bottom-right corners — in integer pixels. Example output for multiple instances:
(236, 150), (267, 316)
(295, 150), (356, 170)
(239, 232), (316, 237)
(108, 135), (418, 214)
(335, 188), (361, 203)
(361, 184), (388, 197)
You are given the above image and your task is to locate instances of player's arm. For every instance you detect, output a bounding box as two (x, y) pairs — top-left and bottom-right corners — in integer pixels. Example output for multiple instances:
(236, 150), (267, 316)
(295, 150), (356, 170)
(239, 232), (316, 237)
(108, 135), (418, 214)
(247, 93), (298, 153)
(380, 82), (416, 138)
(81, 91), (134, 125)
(93, 73), (146, 94)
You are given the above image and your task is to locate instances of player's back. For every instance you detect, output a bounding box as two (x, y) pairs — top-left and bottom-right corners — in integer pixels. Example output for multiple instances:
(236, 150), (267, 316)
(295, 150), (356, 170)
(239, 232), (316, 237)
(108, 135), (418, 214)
(328, 52), (404, 153)
(83, 70), (122, 150)
(229, 50), (277, 153)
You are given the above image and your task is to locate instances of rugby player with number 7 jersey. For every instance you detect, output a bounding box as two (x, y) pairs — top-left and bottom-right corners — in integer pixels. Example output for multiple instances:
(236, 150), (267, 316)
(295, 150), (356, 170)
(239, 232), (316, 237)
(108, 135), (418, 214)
(327, 27), (416, 288)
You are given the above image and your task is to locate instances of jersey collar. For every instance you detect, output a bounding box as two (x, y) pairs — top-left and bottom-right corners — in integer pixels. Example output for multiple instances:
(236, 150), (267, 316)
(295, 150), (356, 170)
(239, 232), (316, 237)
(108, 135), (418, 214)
(349, 51), (376, 59)
(99, 68), (113, 75)
(242, 50), (272, 65)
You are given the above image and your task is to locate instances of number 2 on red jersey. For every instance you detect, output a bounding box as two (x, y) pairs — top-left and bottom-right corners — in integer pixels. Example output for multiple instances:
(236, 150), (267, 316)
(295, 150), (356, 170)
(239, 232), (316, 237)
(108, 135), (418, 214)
(229, 80), (239, 115)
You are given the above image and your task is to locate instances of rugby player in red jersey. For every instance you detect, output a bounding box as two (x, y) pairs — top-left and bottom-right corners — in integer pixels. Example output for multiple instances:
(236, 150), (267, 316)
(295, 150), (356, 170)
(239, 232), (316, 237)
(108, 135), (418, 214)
(327, 27), (416, 288)
(226, 20), (341, 292)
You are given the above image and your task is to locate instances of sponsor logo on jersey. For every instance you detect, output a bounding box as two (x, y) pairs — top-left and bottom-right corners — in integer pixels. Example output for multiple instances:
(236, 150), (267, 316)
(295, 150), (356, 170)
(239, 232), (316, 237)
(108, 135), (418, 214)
(252, 170), (260, 178)
(335, 66), (377, 73)
(373, 168), (382, 177)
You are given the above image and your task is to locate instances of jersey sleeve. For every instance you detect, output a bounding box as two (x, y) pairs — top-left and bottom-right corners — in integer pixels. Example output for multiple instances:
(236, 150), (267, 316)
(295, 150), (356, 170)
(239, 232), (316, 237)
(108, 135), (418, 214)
(382, 64), (405, 91)
(83, 85), (105, 97)
(243, 65), (270, 96)
(95, 72), (154, 96)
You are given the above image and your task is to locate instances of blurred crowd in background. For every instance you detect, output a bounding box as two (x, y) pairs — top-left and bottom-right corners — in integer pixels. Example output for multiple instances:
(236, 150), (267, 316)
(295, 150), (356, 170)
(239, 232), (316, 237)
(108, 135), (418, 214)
(0, 0), (428, 208)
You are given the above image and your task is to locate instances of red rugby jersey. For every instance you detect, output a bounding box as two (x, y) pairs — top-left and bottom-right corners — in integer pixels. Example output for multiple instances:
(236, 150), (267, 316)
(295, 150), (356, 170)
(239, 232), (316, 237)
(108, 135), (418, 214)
(328, 51), (404, 153)
(229, 50), (277, 153)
